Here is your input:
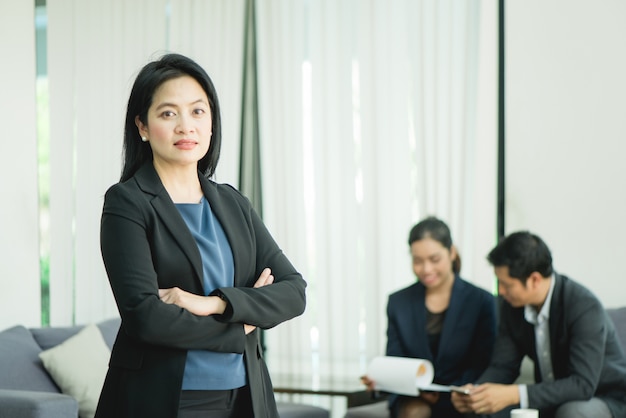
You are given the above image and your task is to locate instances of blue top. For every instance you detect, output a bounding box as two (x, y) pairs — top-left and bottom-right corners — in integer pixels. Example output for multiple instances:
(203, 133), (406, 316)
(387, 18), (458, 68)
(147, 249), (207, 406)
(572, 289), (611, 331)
(176, 197), (246, 390)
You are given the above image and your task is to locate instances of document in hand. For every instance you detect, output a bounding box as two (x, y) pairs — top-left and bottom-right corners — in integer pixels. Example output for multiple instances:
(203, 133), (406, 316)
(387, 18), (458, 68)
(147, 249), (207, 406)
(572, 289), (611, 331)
(366, 356), (470, 396)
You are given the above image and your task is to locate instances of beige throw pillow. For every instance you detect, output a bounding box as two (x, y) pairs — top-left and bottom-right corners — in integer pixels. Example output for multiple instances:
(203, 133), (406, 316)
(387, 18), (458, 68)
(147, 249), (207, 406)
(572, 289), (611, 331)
(39, 323), (110, 418)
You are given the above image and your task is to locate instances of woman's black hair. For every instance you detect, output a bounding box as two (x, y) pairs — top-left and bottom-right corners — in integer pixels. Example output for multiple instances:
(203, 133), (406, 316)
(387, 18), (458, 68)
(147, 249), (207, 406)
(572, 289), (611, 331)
(408, 216), (461, 274)
(487, 231), (553, 283)
(120, 53), (222, 182)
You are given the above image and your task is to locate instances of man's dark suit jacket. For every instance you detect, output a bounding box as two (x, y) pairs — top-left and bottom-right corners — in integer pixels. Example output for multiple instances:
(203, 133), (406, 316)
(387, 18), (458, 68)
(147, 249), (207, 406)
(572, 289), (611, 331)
(95, 162), (306, 418)
(386, 276), (497, 417)
(478, 273), (626, 417)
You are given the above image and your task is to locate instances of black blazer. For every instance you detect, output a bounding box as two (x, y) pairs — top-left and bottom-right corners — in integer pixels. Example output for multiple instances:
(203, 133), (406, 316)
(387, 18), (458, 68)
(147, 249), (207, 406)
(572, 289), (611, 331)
(95, 162), (306, 418)
(386, 276), (497, 417)
(479, 273), (626, 417)
(386, 276), (496, 385)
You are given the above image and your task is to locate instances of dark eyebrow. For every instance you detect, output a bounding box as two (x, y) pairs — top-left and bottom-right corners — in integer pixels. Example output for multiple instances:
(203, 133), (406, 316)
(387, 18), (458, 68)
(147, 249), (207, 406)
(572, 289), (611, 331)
(154, 99), (207, 111)
(413, 253), (443, 260)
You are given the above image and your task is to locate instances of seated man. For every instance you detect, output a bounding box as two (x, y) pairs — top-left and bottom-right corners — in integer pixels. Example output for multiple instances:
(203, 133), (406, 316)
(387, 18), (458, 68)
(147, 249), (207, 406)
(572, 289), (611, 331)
(451, 231), (626, 418)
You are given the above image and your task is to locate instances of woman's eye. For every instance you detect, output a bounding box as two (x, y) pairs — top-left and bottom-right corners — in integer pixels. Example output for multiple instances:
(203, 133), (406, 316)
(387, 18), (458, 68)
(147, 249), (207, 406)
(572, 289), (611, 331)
(161, 110), (175, 117)
(193, 108), (206, 115)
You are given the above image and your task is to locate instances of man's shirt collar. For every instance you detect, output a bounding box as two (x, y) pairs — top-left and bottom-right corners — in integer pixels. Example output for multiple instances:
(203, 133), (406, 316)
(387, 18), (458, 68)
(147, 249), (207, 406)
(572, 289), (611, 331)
(525, 274), (555, 325)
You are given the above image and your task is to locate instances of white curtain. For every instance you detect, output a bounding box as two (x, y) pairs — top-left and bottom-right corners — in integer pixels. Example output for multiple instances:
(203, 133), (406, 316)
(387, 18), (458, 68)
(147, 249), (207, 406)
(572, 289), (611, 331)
(45, 0), (245, 325)
(256, 1), (498, 410)
(0, 0), (40, 330)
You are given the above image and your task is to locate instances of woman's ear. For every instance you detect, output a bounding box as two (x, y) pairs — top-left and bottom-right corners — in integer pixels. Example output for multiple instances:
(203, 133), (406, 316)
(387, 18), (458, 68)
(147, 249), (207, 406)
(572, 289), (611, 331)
(135, 115), (148, 139)
(450, 245), (458, 262)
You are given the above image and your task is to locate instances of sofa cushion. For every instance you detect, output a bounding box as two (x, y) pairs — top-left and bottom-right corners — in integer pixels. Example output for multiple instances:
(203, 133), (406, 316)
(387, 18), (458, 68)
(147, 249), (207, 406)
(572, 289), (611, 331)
(0, 389), (79, 418)
(607, 307), (626, 352)
(96, 317), (120, 348)
(0, 325), (60, 392)
(30, 317), (120, 351)
(30, 325), (84, 351)
(39, 323), (110, 418)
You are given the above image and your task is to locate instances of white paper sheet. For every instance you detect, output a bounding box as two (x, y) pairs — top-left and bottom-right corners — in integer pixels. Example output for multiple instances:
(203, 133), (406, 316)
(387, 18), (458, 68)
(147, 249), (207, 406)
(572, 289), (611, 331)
(366, 356), (435, 396)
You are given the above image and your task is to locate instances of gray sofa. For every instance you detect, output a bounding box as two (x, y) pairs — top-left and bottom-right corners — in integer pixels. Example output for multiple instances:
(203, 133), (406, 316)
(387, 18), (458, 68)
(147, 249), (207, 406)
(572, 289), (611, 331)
(344, 306), (626, 418)
(0, 317), (329, 418)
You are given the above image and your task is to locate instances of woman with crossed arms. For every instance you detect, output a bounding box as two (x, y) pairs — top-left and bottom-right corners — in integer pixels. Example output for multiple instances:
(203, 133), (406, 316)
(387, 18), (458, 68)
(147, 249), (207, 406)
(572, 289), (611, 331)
(96, 53), (306, 418)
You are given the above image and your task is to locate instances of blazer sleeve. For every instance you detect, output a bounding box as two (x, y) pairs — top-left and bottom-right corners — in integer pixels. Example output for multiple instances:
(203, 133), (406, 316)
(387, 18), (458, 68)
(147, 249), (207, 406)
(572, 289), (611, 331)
(477, 299), (527, 385)
(209, 185), (306, 330)
(101, 183), (246, 353)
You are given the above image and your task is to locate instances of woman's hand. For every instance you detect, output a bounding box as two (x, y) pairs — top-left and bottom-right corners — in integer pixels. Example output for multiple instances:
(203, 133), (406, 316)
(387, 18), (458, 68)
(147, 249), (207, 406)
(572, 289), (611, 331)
(450, 384), (474, 413)
(360, 375), (376, 392)
(419, 391), (440, 405)
(158, 287), (226, 316)
(253, 267), (274, 288)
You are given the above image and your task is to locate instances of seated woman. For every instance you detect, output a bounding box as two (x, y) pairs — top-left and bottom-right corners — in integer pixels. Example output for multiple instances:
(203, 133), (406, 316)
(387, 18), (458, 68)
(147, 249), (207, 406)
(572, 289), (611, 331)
(360, 217), (497, 418)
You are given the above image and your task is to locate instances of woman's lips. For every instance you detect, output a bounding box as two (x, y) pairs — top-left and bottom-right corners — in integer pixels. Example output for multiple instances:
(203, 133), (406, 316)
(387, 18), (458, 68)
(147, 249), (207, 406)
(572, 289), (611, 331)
(420, 275), (438, 284)
(174, 139), (197, 150)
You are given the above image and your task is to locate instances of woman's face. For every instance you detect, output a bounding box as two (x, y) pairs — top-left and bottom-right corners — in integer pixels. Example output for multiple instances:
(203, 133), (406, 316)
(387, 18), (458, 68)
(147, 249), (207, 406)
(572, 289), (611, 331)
(136, 75), (212, 171)
(410, 237), (456, 289)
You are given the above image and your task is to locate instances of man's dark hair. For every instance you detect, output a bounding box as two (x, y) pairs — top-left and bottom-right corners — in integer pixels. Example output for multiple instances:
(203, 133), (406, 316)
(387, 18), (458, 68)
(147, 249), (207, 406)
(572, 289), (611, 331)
(487, 231), (553, 283)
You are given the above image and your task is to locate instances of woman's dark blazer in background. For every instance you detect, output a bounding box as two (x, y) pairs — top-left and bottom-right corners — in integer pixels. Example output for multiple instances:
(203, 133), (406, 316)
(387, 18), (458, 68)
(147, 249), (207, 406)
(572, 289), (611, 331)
(387, 276), (496, 384)
(95, 162), (306, 418)
(385, 276), (497, 416)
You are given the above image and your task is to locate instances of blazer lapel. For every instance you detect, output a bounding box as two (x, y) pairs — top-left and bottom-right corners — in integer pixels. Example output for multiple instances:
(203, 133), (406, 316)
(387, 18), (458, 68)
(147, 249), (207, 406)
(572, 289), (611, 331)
(134, 163), (204, 288)
(436, 276), (463, 362)
(548, 273), (565, 361)
(409, 283), (432, 360)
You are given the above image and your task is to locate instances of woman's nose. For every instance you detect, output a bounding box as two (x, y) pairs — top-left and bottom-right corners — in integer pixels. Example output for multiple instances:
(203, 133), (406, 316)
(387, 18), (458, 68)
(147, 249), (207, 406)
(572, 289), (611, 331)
(176, 114), (194, 133)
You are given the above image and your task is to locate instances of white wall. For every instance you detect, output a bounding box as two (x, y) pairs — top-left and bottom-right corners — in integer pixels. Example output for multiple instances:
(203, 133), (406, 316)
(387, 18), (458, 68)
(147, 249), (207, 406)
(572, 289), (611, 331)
(0, 0), (41, 329)
(506, 0), (626, 308)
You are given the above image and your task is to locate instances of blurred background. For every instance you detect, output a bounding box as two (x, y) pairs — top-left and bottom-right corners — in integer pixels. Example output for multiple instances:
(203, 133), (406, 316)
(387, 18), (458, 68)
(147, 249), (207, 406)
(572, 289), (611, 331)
(1, 0), (625, 415)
